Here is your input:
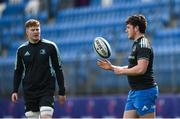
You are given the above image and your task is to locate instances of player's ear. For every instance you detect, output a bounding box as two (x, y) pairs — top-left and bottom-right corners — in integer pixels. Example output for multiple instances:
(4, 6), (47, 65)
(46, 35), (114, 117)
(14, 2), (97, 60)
(25, 28), (29, 38)
(134, 26), (139, 32)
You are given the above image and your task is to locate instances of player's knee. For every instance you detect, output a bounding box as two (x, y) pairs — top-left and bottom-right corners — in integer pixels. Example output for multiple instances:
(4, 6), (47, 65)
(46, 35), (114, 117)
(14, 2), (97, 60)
(40, 106), (54, 118)
(25, 111), (40, 118)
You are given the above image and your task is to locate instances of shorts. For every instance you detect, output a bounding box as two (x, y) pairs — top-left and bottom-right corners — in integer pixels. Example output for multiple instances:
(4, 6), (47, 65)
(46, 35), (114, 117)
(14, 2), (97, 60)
(125, 86), (158, 116)
(24, 95), (54, 112)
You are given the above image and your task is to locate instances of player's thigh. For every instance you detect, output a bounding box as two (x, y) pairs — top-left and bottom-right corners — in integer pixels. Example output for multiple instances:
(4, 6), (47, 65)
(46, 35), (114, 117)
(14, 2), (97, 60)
(25, 111), (40, 118)
(39, 95), (54, 117)
(123, 110), (138, 118)
(139, 112), (155, 118)
(124, 90), (138, 118)
(24, 98), (40, 113)
(40, 106), (54, 118)
(135, 86), (158, 117)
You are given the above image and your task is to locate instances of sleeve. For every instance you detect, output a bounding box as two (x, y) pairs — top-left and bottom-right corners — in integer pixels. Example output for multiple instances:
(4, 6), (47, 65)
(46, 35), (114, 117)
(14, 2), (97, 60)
(51, 44), (65, 96)
(13, 49), (24, 93)
(136, 44), (151, 61)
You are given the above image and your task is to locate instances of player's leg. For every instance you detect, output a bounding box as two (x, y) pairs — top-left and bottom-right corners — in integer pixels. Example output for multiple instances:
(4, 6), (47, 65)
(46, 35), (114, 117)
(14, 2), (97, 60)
(40, 106), (54, 119)
(123, 110), (138, 118)
(25, 111), (40, 119)
(39, 95), (54, 118)
(123, 90), (138, 118)
(24, 98), (40, 118)
(139, 112), (155, 118)
(135, 86), (158, 118)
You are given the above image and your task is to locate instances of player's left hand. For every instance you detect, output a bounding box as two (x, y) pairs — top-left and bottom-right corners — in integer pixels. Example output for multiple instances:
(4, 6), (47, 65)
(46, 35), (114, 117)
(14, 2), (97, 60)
(58, 95), (66, 105)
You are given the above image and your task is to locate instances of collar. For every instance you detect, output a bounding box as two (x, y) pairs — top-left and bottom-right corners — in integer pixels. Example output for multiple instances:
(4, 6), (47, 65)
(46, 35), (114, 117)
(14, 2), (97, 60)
(29, 39), (41, 45)
(134, 35), (144, 42)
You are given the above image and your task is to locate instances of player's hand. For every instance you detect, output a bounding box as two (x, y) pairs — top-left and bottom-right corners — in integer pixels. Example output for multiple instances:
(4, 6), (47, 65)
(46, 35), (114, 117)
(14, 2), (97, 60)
(11, 92), (18, 103)
(57, 95), (66, 105)
(97, 59), (113, 70)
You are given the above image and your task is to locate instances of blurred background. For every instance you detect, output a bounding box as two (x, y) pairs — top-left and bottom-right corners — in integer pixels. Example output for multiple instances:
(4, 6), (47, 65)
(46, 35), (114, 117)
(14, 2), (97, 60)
(0, 0), (180, 118)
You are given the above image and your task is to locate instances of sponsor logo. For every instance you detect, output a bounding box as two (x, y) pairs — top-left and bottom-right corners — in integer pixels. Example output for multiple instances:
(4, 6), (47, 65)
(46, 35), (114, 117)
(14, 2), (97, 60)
(40, 49), (46, 55)
(24, 51), (30, 56)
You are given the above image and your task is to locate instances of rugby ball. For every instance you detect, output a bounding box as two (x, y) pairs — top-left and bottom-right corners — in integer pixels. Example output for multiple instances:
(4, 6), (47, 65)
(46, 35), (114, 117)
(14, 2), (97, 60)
(93, 37), (111, 58)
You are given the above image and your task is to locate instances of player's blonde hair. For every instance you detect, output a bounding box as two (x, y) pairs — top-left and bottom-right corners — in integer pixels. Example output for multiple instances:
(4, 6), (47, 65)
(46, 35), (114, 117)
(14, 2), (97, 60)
(25, 19), (40, 28)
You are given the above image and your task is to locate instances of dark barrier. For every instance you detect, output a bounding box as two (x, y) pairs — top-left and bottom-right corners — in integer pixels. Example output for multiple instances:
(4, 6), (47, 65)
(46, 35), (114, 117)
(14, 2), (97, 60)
(0, 94), (180, 118)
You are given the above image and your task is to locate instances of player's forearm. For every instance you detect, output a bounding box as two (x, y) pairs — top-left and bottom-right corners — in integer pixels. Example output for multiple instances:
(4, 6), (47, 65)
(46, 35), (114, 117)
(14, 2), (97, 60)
(112, 65), (128, 71)
(122, 65), (146, 76)
(121, 66), (128, 69)
(55, 69), (66, 96)
(13, 70), (22, 93)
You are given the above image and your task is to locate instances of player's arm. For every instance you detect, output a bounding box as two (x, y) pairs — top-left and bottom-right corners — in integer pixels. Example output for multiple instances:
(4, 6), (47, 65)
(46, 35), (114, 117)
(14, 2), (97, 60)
(51, 44), (65, 96)
(114, 59), (148, 76)
(97, 59), (128, 70)
(114, 46), (151, 76)
(120, 65), (128, 69)
(51, 44), (66, 105)
(12, 50), (24, 102)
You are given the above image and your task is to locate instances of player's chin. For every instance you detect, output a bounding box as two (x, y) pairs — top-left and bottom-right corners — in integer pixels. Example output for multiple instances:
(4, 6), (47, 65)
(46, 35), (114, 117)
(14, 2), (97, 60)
(128, 36), (133, 40)
(127, 35), (131, 39)
(33, 37), (40, 41)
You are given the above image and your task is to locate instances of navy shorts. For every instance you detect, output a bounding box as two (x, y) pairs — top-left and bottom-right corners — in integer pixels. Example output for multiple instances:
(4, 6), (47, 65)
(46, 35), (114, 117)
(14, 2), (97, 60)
(125, 86), (158, 116)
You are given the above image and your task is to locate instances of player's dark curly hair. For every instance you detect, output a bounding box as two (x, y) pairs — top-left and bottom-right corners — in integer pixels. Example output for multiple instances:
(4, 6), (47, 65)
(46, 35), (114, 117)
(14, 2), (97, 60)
(126, 14), (147, 33)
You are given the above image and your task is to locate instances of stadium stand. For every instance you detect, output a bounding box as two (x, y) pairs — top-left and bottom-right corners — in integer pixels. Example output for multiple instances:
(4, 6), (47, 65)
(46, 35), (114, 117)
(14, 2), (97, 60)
(0, 0), (180, 95)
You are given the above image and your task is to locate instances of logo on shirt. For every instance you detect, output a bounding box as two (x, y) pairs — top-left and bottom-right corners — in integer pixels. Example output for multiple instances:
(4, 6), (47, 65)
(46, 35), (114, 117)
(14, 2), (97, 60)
(40, 49), (46, 55)
(24, 51), (30, 56)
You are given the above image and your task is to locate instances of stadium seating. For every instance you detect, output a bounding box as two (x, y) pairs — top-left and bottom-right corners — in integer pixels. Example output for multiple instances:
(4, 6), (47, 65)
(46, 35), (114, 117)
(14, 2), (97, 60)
(0, 0), (180, 96)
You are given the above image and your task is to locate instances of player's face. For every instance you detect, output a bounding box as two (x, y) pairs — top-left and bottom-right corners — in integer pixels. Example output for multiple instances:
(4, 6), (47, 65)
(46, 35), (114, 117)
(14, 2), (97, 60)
(26, 26), (40, 43)
(125, 24), (135, 40)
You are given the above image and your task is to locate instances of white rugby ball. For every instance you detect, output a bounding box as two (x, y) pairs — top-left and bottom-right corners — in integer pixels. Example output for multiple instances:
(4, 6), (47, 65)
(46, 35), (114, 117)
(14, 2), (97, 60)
(93, 37), (111, 58)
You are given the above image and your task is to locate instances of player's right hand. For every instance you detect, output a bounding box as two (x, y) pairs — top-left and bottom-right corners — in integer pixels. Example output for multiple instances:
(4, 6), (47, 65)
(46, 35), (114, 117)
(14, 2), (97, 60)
(58, 95), (66, 105)
(97, 59), (113, 70)
(11, 92), (18, 103)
